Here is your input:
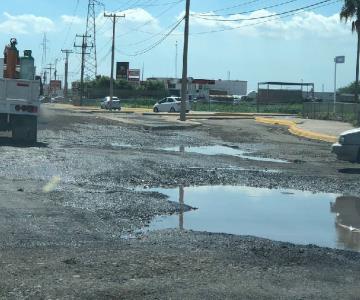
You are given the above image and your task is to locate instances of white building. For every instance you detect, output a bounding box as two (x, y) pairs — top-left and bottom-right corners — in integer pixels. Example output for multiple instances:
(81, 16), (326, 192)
(147, 77), (247, 100)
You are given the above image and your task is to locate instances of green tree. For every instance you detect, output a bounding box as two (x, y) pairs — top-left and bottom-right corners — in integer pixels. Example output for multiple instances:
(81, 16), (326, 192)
(340, 0), (360, 103)
(338, 81), (360, 94)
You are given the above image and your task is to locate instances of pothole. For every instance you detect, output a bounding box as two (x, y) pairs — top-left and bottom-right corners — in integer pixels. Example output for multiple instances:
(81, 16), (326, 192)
(142, 185), (360, 252)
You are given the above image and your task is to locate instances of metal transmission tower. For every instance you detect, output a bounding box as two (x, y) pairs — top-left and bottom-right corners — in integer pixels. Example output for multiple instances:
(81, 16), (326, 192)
(84, 0), (100, 80)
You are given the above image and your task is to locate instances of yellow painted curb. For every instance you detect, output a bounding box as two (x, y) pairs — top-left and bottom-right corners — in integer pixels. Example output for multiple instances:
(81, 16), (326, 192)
(255, 117), (337, 143)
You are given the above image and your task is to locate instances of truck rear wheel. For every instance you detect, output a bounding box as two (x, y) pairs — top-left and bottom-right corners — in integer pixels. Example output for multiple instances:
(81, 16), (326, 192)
(12, 115), (37, 144)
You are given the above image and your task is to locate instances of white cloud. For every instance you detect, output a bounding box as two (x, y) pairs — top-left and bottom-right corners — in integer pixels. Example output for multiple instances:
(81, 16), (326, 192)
(0, 12), (55, 34)
(61, 15), (84, 25)
(190, 10), (350, 40)
(96, 8), (161, 38)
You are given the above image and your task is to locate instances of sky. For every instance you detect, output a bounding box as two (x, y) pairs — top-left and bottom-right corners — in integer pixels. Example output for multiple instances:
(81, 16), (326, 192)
(0, 0), (354, 91)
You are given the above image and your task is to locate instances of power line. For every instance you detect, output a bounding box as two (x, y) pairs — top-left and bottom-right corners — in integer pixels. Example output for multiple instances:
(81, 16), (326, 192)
(193, 0), (301, 17)
(196, 0), (263, 15)
(62, 0), (80, 48)
(193, 0), (332, 22)
(118, 0), (184, 37)
(191, 0), (340, 35)
(118, 16), (184, 57)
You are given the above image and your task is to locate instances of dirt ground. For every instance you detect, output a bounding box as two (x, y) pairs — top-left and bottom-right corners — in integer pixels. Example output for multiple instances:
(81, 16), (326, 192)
(0, 105), (360, 299)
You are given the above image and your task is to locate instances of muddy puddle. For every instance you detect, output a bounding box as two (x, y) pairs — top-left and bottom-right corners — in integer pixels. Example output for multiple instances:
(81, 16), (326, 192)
(111, 143), (288, 163)
(163, 145), (288, 163)
(143, 186), (360, 252)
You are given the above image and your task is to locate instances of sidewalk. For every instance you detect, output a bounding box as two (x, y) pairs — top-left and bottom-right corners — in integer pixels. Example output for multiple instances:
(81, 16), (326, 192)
(256, 116), (355, 143)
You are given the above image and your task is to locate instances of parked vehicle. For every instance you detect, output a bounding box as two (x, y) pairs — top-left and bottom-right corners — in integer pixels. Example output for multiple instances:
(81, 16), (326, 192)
(332, 128), (360, 163)
(0, 38), (39, 144)
(153, 96), (191, 113)
(50, 96), (64, 103)
(100, 96), (121, 110)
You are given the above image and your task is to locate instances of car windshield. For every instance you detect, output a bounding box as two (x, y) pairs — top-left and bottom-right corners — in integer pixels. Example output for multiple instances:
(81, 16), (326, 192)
(4, 1), (360, 299)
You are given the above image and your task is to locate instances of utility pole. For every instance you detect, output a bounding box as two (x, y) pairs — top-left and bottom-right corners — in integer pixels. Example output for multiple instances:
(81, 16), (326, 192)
(74, 34), (93, 106)
(45, 63), (54, 96)
(61, 49), (73, 101)
(175, 41), (178, 78)
(104, 12), (125, 103)
(180, 0), (191, 121)
(54, 58), (60, 81)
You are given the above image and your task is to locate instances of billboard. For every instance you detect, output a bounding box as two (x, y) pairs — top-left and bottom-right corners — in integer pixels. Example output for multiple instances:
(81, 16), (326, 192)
(50, 80), (62, 91)
(116, 62), (129, 80)
(128, 69), (140, 82)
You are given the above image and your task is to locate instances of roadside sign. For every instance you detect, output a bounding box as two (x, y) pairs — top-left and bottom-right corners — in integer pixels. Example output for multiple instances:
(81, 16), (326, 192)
(128, 69), (141, 82)
(334, 56), (345, 64)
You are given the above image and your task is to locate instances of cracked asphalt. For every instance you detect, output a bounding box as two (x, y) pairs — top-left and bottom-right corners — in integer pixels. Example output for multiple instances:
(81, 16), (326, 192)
(0, 104), (360, 299)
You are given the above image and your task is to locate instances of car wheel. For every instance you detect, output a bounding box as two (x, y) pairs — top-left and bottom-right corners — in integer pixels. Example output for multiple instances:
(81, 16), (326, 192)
(170, 107), (176, 113)
(153, 107), (159, 113)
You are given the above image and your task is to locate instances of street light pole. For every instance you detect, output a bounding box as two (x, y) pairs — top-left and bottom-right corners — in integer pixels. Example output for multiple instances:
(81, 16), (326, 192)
(334, 59), (337, 113)
(333, 56), (345, 114)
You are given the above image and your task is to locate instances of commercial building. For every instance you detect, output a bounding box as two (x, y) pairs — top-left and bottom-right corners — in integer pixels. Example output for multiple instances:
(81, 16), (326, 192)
(147, 77), (247, 100)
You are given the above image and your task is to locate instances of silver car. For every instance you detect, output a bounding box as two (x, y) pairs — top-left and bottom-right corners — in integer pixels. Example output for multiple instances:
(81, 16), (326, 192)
(332, 128), (360, 163)
(100, 96), (121, 110)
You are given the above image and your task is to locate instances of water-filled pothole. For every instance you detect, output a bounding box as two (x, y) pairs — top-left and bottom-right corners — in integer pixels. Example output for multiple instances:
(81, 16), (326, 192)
(111, 143), (288, 164)
(144, 186), (360, 252)
(163, 145), (288, 163)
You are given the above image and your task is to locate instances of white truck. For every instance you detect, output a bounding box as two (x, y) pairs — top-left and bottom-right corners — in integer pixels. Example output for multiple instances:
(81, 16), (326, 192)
(0, 39), (40, 144)
(0, 78), (40, 143)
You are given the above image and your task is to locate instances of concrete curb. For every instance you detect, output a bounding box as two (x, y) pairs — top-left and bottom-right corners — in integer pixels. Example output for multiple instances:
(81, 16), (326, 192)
(255, 117), (338, 143)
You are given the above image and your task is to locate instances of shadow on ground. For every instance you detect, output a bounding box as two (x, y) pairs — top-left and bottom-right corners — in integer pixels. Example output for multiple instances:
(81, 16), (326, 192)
(0, 137), (48, 148)
(338, 168), (360, 175)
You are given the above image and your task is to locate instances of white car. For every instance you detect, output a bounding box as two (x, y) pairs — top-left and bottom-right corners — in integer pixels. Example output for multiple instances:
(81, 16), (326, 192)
(153, 96), (190, 113)
(100, 96), (121, 110)
(332, 128), (360, 163)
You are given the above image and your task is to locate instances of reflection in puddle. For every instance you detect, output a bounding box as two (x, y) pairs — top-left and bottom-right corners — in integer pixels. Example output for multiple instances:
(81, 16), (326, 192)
(145, 186), (360, 252)
(163, 145), (288, 163)
(331, 196), (360, 251)
(111, 143), (288, 164)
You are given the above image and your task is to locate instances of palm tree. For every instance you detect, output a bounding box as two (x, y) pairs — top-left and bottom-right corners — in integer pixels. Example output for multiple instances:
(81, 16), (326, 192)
(340, 0), (360, 103)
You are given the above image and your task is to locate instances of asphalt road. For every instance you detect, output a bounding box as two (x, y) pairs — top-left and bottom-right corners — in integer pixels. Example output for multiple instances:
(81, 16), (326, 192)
(0, 105), (360, 299)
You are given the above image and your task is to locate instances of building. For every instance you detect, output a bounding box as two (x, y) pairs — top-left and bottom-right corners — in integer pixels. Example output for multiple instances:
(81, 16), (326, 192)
(147, 77), (247, 100)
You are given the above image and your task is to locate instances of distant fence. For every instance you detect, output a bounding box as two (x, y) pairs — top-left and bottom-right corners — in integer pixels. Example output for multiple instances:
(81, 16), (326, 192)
(303, 102), (360, 124)
(73, 88), (169, 100)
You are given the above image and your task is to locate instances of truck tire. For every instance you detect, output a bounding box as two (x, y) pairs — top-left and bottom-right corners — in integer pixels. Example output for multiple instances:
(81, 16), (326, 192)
(12, 115), (37, 144)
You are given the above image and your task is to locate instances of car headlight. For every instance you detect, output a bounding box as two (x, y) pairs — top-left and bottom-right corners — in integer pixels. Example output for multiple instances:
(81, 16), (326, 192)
(339, 136), (345, 144)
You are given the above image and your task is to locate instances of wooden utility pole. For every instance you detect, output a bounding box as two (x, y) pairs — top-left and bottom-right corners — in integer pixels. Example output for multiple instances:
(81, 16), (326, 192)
(104, 12), (125, 102)
(61, 49), (73, 101)
(74, 34), (92, 106)
(180, 0), (191, 121)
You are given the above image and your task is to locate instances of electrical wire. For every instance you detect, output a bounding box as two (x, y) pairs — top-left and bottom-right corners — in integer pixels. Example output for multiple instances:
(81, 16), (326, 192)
(118, 16), (184, 56)
(62, 0), (80, 48)
(193, 0), (332, 22)
(193, 0), (301, 18)
(118, 0), (184, 37)
(191, 0), (340, 35)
